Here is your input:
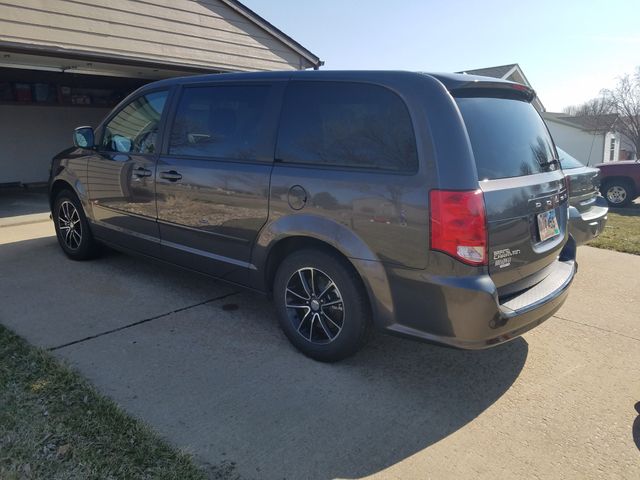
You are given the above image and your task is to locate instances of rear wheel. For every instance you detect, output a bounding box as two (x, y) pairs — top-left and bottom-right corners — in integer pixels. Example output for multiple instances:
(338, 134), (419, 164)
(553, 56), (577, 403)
(603, 179), (633, 207)
(53, 190), (99, 260)
(273, 248), (371, 362)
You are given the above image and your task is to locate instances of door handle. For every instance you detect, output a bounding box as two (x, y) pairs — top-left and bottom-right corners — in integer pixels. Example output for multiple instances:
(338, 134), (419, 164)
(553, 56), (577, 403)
(133, 166), (152, 178)
(160, 170), (183, 182)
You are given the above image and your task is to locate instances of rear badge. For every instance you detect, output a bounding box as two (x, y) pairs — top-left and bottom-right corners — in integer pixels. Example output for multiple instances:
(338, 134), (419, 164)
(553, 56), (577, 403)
(493, 248), (521, 268)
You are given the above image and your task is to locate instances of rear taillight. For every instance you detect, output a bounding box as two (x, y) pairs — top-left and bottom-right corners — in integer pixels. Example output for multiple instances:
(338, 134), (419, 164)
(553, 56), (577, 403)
(429, 189), (487, 266)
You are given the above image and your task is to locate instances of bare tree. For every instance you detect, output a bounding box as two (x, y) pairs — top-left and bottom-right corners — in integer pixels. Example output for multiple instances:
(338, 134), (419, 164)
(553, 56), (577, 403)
(602, 68), (640, 157)
(563, 67), (640, 157)
(562, 96), (615, 133)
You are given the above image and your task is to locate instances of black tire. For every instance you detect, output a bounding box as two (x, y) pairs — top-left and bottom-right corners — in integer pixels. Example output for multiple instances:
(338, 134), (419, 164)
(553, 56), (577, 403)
(602, 179), (634, 208)
(273, 248), (371, 362)
(52, 189), (99, 260)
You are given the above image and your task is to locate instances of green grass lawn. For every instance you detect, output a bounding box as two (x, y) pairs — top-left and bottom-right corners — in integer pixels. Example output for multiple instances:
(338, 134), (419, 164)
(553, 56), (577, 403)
(0, 326), (210, 480)
(588, 203), (640, 255)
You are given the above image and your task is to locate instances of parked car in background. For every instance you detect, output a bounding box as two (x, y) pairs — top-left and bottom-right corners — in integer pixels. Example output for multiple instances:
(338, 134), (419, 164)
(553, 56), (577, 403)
(557, 147), (608, 245)
(49, 71), (577, 362)
(596, 160), (640, 207)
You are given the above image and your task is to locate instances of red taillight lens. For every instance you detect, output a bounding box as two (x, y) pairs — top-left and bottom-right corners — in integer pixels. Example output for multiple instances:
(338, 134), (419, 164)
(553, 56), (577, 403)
(429, 189), (487, 266)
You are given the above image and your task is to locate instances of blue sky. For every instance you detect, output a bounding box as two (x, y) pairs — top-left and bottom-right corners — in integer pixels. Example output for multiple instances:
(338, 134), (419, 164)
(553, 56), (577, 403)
(243, 0), (640, 112)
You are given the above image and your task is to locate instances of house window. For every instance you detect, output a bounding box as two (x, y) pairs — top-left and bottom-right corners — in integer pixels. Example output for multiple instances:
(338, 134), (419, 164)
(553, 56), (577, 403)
(609, 137), (616, 161)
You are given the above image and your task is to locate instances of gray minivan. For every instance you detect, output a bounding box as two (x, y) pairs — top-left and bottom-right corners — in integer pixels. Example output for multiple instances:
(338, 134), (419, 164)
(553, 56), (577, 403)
(49, 71), (576, 361)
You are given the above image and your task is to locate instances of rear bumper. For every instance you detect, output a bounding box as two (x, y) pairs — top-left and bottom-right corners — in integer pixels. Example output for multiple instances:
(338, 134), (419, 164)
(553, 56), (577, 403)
(378, 241), (577, 349)
(568, 195), (608, 246)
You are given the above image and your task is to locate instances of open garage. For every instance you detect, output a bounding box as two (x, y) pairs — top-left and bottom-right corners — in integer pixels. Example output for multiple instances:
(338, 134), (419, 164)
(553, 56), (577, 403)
(0, 0), (320, 186)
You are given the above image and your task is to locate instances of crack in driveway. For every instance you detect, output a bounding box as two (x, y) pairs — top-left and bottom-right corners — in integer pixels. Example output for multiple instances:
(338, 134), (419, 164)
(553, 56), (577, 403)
(48, 290), (241, 351)
(553, 314), (640, 343)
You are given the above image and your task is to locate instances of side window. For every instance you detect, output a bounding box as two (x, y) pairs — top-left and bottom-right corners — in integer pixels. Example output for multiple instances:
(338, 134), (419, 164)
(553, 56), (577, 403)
(276, 82), (418, 172)
(168, 85), (270, 160)
(101, 91), (168, 154)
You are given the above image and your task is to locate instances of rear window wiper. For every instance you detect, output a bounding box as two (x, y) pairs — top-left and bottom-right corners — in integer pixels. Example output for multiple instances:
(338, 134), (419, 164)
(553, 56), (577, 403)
(538, 158), (560, 169)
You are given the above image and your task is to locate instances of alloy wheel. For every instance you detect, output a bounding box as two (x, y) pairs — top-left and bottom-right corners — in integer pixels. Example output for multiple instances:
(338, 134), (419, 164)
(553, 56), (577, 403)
(58, 200), (83, 250)
(285, 267), (345, 344)
(606, 185), (627, 204)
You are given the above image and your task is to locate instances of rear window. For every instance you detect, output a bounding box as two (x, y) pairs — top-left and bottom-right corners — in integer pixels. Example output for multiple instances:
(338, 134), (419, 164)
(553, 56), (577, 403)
(276, 81), (418, 172)
(455, 97), (558, 180)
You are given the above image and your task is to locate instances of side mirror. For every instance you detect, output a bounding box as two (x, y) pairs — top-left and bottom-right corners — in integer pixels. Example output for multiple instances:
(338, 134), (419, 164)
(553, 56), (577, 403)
(73, 126), (95, 148)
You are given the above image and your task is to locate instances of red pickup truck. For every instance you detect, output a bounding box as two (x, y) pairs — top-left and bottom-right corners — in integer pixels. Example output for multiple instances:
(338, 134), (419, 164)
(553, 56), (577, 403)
(597, 160), (640, 207)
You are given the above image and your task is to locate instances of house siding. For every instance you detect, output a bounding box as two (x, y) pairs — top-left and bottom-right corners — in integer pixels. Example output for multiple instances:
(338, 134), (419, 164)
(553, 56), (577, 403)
(544, 118), (605, 166)
(0, 0), (312, 71)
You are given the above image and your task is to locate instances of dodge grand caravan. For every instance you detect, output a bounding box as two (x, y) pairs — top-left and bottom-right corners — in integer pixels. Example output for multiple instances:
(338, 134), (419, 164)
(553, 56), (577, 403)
(49, 71), (577, 362)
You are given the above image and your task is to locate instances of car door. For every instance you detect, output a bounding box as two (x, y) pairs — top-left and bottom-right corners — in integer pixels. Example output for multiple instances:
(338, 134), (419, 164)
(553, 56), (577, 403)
(88, 89), (170, 255)
(156, 81), (283, 284)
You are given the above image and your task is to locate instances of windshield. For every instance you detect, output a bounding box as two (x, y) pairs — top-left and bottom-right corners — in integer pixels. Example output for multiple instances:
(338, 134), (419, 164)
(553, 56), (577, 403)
(556, 147), (585, 170)
(456, 97), (559, 180)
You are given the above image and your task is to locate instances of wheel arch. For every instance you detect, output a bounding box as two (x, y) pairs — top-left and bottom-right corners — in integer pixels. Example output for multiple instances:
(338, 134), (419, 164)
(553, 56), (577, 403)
(250, 214), (396, 329)
(263, 236), (355, 295)
(49, 179), (75, 209)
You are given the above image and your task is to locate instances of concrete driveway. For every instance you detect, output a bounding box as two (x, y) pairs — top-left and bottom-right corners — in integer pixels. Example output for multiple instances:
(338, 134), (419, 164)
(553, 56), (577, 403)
(1, 210), (639, 479)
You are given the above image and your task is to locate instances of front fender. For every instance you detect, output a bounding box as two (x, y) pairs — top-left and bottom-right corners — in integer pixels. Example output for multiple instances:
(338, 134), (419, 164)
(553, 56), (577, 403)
(250, 213), (396, 329)
(49, 148), (92, 216)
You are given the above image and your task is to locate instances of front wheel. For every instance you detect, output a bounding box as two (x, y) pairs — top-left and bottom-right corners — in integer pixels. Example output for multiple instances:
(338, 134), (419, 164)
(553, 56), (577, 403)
(602, 180), (633, 207)
(53, 190), (99, 260)
(273, 249), (371, 362)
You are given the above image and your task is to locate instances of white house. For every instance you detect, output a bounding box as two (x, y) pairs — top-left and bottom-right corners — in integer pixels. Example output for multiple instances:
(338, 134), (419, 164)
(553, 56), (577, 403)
(541, 113), (620, 166)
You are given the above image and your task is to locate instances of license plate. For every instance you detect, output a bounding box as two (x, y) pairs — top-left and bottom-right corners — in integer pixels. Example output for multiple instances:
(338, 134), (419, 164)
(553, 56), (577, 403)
(537, 209), (560, 241)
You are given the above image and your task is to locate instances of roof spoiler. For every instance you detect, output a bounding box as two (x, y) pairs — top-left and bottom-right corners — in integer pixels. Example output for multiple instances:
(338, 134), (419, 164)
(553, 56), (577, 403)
(449, 80), (536, 103)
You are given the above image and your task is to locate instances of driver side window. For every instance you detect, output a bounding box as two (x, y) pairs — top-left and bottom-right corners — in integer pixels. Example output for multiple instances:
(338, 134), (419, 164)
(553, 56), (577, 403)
(101, 91), (168, 154)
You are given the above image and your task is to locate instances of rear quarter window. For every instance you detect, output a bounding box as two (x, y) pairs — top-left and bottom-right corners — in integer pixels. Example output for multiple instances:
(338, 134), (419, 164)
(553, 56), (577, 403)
(276, 81), (418, 172)
(456, 97), (558, 180)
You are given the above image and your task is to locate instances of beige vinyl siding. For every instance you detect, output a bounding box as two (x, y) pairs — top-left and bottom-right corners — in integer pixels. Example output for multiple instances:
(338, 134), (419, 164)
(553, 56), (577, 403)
(0, 0), (311, 71)
(86, 161), (128, 201)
